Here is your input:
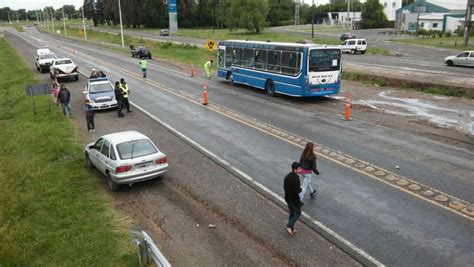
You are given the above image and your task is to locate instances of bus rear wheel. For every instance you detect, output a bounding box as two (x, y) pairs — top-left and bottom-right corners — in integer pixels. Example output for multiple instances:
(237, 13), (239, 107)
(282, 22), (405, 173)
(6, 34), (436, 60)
(226, 72), (234, 85)
(265, 80), (276, 97)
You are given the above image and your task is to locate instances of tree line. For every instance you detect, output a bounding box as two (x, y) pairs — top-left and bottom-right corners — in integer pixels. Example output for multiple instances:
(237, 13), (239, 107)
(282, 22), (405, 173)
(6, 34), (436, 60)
(1, 0), (395, 31)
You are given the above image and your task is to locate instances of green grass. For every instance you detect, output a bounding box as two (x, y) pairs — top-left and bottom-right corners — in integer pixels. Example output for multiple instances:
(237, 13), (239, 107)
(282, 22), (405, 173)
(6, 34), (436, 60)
(0, 39), (136, 265)
(391, 36), (474, 51)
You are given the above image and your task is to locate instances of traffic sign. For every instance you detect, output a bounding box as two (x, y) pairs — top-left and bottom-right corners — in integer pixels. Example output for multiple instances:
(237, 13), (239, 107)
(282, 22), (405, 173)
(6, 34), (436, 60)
(206, 39), (216, 51)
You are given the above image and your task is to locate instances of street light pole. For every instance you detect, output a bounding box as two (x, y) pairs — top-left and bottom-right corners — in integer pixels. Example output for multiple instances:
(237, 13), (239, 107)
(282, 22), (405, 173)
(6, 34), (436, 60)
(81, 6), (87, 41)
(62, 8), (67, 36)
(118, 0), (125, 47)
(312, 0), (315, 39)
(416, 0), (421, 33)
(50, 8), (55, 32)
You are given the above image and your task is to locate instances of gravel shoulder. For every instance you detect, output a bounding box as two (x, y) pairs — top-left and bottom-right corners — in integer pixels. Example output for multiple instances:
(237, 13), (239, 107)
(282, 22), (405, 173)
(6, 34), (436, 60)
(6, 32), (360, 266)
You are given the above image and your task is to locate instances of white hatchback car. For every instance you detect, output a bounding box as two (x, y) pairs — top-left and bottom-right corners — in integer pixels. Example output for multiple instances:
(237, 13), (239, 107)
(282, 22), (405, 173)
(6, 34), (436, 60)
(85, 131), (168, 191)
(339, 38), (367, 54)
(444, 51), (474, 67)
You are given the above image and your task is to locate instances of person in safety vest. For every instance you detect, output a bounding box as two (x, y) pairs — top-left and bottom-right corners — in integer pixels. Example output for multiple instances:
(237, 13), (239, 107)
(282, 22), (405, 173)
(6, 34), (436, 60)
(139, 58), (148, 78)
(120, 78), (131, 113)
(204, 60), (213, 78)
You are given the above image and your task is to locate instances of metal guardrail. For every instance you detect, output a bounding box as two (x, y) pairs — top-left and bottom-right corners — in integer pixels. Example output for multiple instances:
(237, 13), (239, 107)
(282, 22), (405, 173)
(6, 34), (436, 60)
(129, 224), (171, 267)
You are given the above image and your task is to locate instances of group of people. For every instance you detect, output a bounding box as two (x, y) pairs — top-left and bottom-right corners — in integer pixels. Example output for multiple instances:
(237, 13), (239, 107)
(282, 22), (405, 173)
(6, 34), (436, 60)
(284, 142), (320, 236)
(115, 78), (132, 118)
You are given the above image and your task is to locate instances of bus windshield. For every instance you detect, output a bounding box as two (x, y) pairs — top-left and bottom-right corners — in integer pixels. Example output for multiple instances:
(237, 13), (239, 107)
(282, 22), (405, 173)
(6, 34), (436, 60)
(309, 49), (341, 72)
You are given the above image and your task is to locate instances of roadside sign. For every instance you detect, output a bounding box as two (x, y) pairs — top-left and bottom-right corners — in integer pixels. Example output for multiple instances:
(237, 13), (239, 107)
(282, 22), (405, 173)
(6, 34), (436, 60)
(206, 39), (216, 51)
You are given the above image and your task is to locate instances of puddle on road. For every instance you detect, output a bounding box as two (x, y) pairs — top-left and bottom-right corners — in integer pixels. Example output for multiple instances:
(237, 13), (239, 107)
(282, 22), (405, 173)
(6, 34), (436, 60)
(353, 91), (474, 134)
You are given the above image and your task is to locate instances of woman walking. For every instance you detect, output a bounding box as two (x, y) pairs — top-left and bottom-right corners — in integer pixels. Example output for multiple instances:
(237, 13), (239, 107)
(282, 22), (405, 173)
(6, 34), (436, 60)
(299, 142), (320, 202)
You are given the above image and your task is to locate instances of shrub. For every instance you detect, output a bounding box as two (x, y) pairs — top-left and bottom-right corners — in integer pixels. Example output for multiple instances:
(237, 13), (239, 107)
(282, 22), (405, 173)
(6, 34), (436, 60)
(445, 31), (452, 37)
(437, 31), (443, 38)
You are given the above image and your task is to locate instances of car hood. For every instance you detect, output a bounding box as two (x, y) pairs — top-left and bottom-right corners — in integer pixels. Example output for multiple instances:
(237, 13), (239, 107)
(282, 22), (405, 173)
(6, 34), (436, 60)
(88, 91), (115, 101)
(38, 58), (55, 63)
(444, 55), (456, 61)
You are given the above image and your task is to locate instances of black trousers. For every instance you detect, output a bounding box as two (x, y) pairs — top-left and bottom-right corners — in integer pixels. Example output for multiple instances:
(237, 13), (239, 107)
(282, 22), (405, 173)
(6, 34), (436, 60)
(123, 97), (130, 112)
(86, 114), (95, 130)
(117, 98), (124, 116)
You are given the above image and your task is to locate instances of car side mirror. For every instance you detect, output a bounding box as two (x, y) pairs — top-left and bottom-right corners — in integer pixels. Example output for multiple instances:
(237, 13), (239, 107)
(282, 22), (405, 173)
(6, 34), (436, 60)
(89, 145), (96, 150)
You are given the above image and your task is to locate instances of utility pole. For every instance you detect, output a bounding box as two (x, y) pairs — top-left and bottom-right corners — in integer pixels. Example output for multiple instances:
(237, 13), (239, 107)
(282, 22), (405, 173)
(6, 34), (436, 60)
(81, 6), (87, 41)
(463, 0), (473, 46)
(416, 0), (421, 33)
(347, 0), (350, 30)
(312, 0), (315, 39)
(62, 8), (67, 36)
(118, 0), (125, 47)
(8, 12), (11, 23)
(295, 0), (300, 26)
(36, 11), (40, 25)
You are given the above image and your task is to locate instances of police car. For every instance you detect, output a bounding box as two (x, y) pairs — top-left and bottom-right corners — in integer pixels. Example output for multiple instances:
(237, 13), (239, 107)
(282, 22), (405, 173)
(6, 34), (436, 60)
(83, 77), (118, 110)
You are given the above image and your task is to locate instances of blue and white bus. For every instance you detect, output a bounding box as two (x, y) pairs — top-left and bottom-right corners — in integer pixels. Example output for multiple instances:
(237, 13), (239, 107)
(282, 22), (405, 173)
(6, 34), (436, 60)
(217, 40), (342, 97)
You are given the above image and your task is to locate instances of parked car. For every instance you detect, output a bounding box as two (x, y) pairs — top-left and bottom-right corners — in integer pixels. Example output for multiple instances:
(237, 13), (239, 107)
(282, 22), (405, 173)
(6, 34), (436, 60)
(84, 131), (168, 191)
(83, 77), (117, 110)
(340, 32), (356, 41)
(35, 48), (57, 72)
(339, 38), (367, 54)
(49, 57), (79, 81)
(130, 45), (152, 59)
(444, 51), (474, 67)
(159, 29), (169, 36)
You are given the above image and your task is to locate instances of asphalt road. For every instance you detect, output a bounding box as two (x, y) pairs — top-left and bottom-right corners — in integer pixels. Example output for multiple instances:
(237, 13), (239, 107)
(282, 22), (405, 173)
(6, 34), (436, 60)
(9, 27), (474, 266)
(83, 25), (474, 88)
(4, 30), (358, 266)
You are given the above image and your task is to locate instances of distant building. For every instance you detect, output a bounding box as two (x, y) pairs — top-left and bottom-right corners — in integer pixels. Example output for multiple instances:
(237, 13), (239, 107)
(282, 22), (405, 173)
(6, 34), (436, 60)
(395, 0), (468, 33)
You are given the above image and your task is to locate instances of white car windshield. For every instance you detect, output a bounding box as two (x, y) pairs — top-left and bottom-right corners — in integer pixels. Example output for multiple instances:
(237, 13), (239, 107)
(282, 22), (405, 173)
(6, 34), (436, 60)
(40, 54), (56, 60)
(90, 82), (113, 93)
(116, 139), (158, 160)
(56, 59), (73, 65)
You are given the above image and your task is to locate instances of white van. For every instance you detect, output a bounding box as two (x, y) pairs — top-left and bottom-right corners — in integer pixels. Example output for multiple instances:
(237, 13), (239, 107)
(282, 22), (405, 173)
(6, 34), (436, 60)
(339, 38), (367, 54)
(35, 48), (57, 73)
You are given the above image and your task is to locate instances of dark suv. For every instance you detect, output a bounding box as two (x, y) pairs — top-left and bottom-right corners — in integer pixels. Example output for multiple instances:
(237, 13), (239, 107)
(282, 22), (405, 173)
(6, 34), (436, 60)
(130, 45), (152, 59)
(340, 32), (356, 41)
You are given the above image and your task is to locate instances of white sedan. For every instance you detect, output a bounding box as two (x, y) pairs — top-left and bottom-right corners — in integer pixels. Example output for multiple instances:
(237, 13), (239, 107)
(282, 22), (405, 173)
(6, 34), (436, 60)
(444, 51), (474, 67)
(85, 131), (168, 191)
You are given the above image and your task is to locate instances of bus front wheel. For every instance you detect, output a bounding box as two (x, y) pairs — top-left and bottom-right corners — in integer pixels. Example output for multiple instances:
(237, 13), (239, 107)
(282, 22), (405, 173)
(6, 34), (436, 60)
(226, 72), (234, 85)
(265, 80), (276, 97)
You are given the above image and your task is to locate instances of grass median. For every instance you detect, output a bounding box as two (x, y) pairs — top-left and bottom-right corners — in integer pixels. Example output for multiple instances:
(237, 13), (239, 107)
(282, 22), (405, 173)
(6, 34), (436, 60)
(0, 39), (136, 265)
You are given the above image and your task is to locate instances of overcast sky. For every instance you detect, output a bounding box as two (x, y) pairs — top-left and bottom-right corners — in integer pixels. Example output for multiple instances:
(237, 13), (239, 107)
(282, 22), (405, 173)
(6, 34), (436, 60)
(0, 0), (467, 11)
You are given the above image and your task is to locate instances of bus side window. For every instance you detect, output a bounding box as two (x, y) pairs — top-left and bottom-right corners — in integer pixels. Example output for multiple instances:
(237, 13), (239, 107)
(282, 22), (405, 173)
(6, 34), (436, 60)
(218, 49), (225, 69)
(233, 48), (243, 67)
(243, 48), (254, 68)
(267, 50), (281, 73)
(225, 47), (233, 68)
(281, 52), (299, 75)
(254, 49), (267, 70)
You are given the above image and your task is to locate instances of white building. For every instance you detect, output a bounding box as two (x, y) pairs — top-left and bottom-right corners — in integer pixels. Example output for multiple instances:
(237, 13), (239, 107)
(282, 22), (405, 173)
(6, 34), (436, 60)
(358, 0), (403, 21)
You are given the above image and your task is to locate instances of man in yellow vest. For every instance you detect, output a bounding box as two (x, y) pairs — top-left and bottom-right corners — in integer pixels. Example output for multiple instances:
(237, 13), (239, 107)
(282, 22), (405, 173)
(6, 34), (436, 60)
(204, 59), (213, 78)
(139, 58), (148, 78)
(120, 78), (131, 113)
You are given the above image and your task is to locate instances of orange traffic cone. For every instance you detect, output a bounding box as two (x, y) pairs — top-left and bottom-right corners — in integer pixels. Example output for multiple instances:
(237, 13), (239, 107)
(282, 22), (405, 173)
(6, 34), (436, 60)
(202, 81), (209, 106)
(190, 64), (195, 77)
(344, 92), (351, 121)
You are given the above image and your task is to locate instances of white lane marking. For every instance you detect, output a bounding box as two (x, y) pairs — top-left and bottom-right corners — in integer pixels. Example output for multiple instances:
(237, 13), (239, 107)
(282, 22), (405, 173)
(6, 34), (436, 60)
(131, 101), (385, 267)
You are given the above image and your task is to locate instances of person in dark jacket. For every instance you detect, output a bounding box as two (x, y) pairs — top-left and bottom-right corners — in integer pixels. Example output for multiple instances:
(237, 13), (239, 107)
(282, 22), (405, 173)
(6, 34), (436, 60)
(114, 81), (124, 118)
(299, 142), (320, 202)
(56, 84), (72, 117)
(284, 162), (302, 235)
(84, 99), (95, 132)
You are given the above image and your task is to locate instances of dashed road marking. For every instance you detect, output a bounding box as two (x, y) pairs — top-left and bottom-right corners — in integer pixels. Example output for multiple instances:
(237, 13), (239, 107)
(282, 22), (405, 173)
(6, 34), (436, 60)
(35, 32), (474, 223)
